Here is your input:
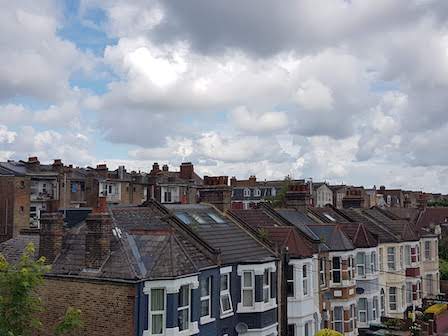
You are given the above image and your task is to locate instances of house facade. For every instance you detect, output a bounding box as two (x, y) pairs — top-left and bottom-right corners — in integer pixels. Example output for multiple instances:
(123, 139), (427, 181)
(312, 183), (333, 208)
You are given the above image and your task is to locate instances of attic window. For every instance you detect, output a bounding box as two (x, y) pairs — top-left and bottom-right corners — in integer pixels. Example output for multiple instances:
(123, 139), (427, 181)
(176, 212), (191, 224)
(323, 213), (336, 222)
(191, 213), (206, 224)
(208, 212), (226, 224)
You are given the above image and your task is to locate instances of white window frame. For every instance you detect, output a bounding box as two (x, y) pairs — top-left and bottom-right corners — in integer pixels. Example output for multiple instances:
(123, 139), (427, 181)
(379, 247), (384, 271)
(333, 306), (344, 333)
(405, 245), (411, 266)
(287, 264), (294, 297)
(371, 251), (377, 273)
(177, 284), (191, 331)
(400, 245), (404, 270)
(380, 288), (386, 316)
(406, 282), (412, 304)
(200, 277), (212, 320)
(332, 256), (341, 284)
(425, 241), (432, 261)
(302, 264), (309, 296)
(372, 296), (378, 320)
(220, 273), (233, 317)
(241, 271), (255, 307)
(243, 188), (251, 197)
(348, 256), (355, 280)
(319, 258), (326, 287)
(401, 285), (406, 309)
(149, 288), (166, 336)
(387, 247), (396, 271)
(389, 287), (397, 311)
(357, 252), (366, 277)
(349, 304), (356, 330)
(358, 298), (367, 323)
(263, 269), (270, 303)
(304, 321), (311, 336)
(254, 188), (261, 197)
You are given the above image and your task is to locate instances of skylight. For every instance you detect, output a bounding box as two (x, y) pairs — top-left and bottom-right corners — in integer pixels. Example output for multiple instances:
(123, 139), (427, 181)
(208, 212), (226, 223)
(323, 213), (336, 222)
(191, 213), (207, 224)
(176, 212), (191, 224)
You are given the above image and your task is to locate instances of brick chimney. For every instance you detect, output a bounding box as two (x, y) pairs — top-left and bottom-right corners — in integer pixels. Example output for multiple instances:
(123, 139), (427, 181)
(285, 184), (311, 209)
(198, 176), (231, 212)
(230, 176), (237, 186)
(180, 162), (194, 180)
(96, 164), (108, 178)
(150, 162), (160, 175)
(248, 175), (257, 187)
(39, 212), (64, 263)
(27, 156), (40, 170)
(342, 187), (365, 209)
(52, 159), (63, 171)
(85, 196), (111, 269)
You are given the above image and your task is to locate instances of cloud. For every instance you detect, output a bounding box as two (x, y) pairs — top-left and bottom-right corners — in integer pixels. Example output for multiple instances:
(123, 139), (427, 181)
(229, 106), (288, 133)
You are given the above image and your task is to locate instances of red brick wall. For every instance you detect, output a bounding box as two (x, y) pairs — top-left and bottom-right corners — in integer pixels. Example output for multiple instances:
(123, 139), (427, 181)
(36, 277), (136, 336)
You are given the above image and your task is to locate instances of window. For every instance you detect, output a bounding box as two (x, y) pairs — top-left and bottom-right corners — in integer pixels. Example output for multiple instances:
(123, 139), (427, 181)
(400, 246), (404, 269)
(406, 282), (412, 304)
(319, 258), (326, 287)
(304, 321), (311, 336)
(425, 241), (432, 260)
(389, 287), (397, 311)
(263, 269), (270, 303)
(287, 324), (295, 336)
(417, 281), (422, 299)
(176, 212), (191, 224)
(380, 288), (385, 316)
(427, 274), (434, 295)
(379, 248), (384, 271)
(208, 212), (226, 223)
(349, 304), (356, 330)
(243, 188), (250, 197)
(332, 257), (341, 283)
(220, 273), (233, 315)
(178, 285), (190, 331)
(303, 265), (309, 296)
(333, 306), (344, 333)
(387, 247), (396, 270)
(411, 246), (418, 263)
(150, 288), (165, 335)
(371, 251), (377, 273)
(191, 213), (206, 224)
(348, 256), (354, 280)
(287, 264), (294, 297)
(357, 252), (366, 276)
(200, 277), (211, 318)
(242, 271), (254, 307)
(416, 245), (420, 262)
(402, 285), (406, 308)
(405, 245), (411, 267)
(254, 188), (261, 197)
(358, 298), (367, 323)
(373, 297), (378, 321)
(164, 190), (172, 203)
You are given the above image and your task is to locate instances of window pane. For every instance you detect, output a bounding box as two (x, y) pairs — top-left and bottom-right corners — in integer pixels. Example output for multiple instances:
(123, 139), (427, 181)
(200, 299), (210, 317)
(221, 294), (231, 312)
(287, 282), (294, 297)
(201, 277), (210, 296)
(287, 264), (294, 280)
(178, 308), (189, 331)
(334, 307), (343, 320)
(221, 274), (228, 291)
(264, 269), (270, 285)
(179, 285), (189, 307)
(151, 288), (165, 310)
(151, 314), (163, 334)
(242, 289), (253, 306)
(243, 272), (252, 287)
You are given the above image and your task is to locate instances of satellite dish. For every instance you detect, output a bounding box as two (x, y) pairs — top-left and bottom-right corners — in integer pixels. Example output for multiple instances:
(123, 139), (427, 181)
(235, 322), (249, 334)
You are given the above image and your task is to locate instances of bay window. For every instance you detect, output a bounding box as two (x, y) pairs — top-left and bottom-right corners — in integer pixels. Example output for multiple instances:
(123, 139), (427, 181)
(371, 251), (377, 273)
(380, 288), (385, 316)
(406, 282), (412, 304)
(389, 287), (397, 311)
(178, 285), (190, 331)
(333, 306), (344, 333)
(302, 264), (309, 296)
(319, 258), (326, 287)
(150, 288), (165, 335)
(357, 252), (366, 276)
(425, 241), (432, 260)
(220, 273), (233, 316)
(242, 271), (254, 307)
(287, 264), (294, 297)
(405, 245), (411, 266)
(200, 277), (211, 319)
(358, 298), (367, 323)
(263, 269), (270, 303)
(332, 257), (341, 283)
(373, 297), (378, 320)
(387, 247), (396, 270)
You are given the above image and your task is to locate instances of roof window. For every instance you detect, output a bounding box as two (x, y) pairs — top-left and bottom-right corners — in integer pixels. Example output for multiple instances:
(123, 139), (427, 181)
(323, 213), (336, 222)
(208, 212), (226, 224)
(191, 213), (207, 224)
(176, 212), (192, 224)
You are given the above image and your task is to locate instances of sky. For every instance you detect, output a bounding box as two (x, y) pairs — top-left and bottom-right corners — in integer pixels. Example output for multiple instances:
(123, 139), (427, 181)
(1, 0), (448, 192)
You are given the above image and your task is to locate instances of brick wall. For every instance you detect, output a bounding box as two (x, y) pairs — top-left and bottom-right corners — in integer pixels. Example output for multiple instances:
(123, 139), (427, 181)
(36, 277), (136, 336)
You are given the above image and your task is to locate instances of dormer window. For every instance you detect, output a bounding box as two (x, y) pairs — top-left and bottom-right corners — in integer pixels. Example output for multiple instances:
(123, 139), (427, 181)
(254, 188), (261, 197)
(243, 188), (251, 197)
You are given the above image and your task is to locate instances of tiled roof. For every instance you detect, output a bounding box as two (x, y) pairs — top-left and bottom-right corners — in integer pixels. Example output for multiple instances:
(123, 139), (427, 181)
(165, 204), (276, 264)
(416, 208), (448, 232)
(228, 209), (315, 258)
(339, 223), (378, 248)
(274, 209), (320, 241)
(0, 234), (39, 264)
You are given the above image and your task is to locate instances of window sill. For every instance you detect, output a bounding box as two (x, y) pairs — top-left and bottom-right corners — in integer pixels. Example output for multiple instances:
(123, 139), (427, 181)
(237, 299), (277, 313)
(220, 311), (234, 319)
(200, 316), (216, 325)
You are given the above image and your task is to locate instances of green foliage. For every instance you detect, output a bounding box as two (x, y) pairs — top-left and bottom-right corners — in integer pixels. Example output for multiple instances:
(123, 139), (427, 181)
(0, 243), (50, 336)
(267, 176), (291, 208)
(440, 259), (448, 280)
(428, 200), (448, 207)
(258, 227), (269, 240)
(0, 243), (83, 336)
(54, 307), (83, 336)
(315, 329), (343, 336)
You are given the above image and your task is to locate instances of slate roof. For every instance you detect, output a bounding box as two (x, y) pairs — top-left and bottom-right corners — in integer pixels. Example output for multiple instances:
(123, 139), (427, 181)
(228, 208), (315, 258)
(0, 233), (39, 264)
(165, 204), (276, 264)
(274, 209), (320, 241)
(307, 224), (354, 251)
(416, 208), (448, 232)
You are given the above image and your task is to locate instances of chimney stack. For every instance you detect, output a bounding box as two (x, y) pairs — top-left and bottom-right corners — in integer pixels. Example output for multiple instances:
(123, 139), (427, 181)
(52, 159), (63, 171)
(85, 197), (111, 269)
(96, 164), (108, 178)
(198, 176), (231, 212)
(285, 184), (311, 209)
(39, 212), (64, 263)
(162, 164), (169, 172)
(180, 162), (194, 180)
(27, 156), (40, 170)
(150, 162), (160, 175)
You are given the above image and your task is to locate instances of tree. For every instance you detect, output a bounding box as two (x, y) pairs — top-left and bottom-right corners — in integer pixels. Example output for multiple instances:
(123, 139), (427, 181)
(0, 243), (83, 336)
(268, 176), (292, 208)
(315, 329), (343, 336)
